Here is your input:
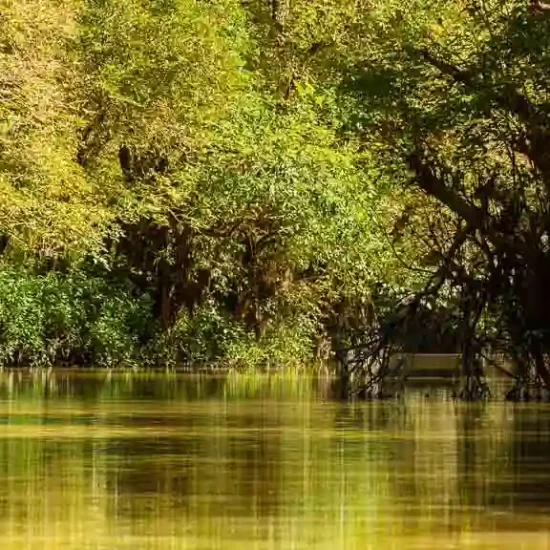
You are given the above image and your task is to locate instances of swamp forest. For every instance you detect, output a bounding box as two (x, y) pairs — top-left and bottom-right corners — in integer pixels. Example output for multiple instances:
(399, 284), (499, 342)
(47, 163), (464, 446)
(3, 0), (550, 399)
(4, 2), (550, 548)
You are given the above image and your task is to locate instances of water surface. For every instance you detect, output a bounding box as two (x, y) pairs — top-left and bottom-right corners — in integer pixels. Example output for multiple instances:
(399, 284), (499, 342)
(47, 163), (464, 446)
(0, 371), (549, 549)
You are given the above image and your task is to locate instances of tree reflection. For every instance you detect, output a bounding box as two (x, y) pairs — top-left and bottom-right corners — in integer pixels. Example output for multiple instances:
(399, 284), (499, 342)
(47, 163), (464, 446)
(0, 374), (549, 548)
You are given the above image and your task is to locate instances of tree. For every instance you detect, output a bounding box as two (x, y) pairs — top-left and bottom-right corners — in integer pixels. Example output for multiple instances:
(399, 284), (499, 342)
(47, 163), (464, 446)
(0, 0), (108, 257)
(339, 0), (550, 398)
(0, 0), (418, 369)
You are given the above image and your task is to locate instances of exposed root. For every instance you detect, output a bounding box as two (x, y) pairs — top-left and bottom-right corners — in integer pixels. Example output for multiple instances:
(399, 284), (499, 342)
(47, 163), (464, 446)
(337, 332), (406, 399)
(505, 375), (549, 401)
(455, 373), (491, 401)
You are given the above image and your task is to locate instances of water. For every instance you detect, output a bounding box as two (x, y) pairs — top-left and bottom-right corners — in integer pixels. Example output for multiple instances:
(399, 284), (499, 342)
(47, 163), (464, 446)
(0, 371), (549, 549)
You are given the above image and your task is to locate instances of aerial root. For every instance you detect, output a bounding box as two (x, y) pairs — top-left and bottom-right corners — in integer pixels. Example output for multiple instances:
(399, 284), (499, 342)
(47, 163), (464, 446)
(455, 374), (491, 401)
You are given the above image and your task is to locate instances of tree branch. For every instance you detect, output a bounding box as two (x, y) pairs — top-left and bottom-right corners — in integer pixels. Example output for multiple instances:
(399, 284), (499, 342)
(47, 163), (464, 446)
(407, 151), (486, 230)
(417, 48), (550, 191)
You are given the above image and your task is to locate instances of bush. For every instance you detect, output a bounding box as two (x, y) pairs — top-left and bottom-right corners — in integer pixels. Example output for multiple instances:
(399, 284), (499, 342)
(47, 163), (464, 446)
(148, 300), (318, 369)
(0, 267), (321, 369)
(0, 266), (152, 367)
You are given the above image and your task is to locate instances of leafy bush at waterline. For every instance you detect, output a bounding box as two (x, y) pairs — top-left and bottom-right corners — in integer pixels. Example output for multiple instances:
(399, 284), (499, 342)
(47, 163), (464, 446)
(0, 267), (320, 368)
(0, 268), (153, 366)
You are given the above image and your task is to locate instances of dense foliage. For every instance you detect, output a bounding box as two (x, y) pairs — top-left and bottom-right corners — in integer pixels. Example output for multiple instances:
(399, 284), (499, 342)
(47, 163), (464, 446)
(0, 0), (397, 367)
(2, 0), (550, 392)
(336, 0), (550, 397)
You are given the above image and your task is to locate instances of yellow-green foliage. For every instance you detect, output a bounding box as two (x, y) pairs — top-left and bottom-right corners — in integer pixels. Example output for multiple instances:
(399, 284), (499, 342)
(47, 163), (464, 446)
(0, 0), (421, 367)
(0, 0), (107, 256)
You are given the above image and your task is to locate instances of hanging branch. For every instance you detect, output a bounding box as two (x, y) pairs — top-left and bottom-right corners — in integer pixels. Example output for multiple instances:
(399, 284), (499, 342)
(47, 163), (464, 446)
(338, 222), (472, 397)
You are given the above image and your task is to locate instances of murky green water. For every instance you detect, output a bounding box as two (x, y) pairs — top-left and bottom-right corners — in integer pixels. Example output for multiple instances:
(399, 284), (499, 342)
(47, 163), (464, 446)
(0, 371), (549, 549)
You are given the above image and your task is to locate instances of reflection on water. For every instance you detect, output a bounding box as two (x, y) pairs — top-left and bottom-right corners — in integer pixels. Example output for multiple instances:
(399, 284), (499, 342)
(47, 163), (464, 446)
(0, 371), (549, 549)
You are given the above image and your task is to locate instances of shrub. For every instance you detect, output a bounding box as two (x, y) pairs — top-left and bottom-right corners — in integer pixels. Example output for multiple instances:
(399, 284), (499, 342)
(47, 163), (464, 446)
(0, 266), (152, 367)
